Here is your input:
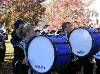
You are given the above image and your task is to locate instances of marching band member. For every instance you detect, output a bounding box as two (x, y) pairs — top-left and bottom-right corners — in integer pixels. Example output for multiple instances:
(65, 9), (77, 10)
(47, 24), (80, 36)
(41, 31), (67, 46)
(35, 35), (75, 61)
(58, 22), (79, 74)
(13, 23), (35, 74)
(74, 27), (95, 74)
(94, 28), (100, 74)
(10, 19), (25, 74)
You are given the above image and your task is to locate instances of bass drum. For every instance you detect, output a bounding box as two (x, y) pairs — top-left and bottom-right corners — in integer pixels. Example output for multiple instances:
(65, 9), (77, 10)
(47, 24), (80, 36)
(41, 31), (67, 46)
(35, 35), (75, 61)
(69, 27), (100, 57)
(28, 35), (71, 73)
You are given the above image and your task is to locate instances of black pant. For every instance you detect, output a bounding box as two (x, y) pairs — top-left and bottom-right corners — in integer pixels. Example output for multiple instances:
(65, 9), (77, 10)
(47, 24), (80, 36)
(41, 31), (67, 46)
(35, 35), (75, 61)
(83, 61), (93, 74)
(13, 60), (28, 74)
(58, 60), (80, 74)
(58, 58), (94, 74)
(96, 59), (100, 74)
(78, 58), (94, 74)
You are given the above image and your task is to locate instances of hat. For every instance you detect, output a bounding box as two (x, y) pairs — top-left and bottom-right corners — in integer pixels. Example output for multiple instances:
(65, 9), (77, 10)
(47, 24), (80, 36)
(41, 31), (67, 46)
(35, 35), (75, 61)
(14, 19), (25, 29)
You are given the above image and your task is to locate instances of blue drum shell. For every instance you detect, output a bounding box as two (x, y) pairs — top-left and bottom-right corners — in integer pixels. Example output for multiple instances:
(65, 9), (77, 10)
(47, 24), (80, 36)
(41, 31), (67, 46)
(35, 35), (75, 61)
(82, 28), (100, 56)
(55, 44), (71, 66)
(47, 35), (71, 67)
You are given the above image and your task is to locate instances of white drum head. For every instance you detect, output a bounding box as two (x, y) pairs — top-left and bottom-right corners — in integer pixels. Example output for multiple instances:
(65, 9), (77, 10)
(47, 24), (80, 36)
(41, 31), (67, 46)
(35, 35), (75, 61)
(94, 51), (100, 59)
(69, 28), (92, 57)
(28, 36), (54, 73)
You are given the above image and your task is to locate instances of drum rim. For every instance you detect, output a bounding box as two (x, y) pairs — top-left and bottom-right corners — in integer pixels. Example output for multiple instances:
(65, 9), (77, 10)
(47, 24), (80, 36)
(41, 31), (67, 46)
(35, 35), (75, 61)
(69, 27), (94, 57)
(28, 35), (57, 73)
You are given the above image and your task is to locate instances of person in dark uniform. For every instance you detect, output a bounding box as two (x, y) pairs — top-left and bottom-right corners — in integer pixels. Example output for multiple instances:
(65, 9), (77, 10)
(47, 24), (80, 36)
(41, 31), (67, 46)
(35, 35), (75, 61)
(72, 27), (94, 74)
(10, 19), (25, 74)
(75, 27), (94, 74)
(94, 28), (100, 74)
(13, 23), (36, 74)
(58, 22), (80, 74)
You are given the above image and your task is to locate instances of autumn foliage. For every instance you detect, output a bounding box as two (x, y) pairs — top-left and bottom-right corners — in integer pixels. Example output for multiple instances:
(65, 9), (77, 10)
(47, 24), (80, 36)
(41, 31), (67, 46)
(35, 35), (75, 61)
(0, 0), (46, 29)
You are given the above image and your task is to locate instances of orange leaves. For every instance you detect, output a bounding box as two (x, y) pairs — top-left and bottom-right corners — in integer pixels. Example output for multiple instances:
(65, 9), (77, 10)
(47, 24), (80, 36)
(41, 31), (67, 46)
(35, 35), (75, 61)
(0, 0), (46, 28)
(9, 0), (45, 23)
(44, 0), (94, 28)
